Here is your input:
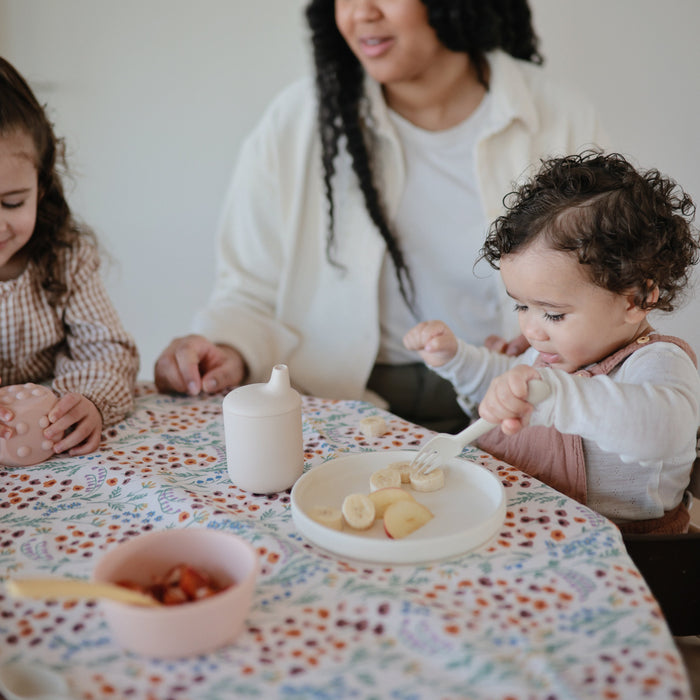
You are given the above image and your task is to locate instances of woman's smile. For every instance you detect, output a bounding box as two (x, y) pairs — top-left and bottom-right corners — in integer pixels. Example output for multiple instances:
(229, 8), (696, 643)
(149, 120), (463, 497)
(358, 35), (394, 58)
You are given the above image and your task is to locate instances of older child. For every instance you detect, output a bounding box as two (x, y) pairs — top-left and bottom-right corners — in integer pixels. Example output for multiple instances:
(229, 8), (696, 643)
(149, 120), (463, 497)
(404, 151), (700, 533)
(0, 57), (139, 456)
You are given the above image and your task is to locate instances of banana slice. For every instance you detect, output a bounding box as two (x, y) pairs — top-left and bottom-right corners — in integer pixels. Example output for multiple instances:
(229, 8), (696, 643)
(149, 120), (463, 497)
(369, 467), (401, 492)
(409, 467), (445, 492)
(341, 493), (376, 530)
(388, 460), (412, 484)
(308, 506), (344, 531)
(359, 416), (388, 438)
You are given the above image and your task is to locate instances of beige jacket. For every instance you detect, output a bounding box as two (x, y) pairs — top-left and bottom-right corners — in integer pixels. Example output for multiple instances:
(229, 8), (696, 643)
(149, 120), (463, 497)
(193, 51), (605, 401)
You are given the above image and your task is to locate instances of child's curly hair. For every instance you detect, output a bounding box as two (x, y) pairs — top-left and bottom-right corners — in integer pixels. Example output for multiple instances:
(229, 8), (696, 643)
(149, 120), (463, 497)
(0, 56), (95, 304)
(480, 150), (699, 312)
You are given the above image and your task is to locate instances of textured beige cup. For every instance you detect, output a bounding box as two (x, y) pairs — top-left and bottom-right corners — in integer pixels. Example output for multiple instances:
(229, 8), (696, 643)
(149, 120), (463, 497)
(0, 383), (58, 467)
(93, 528), (259, 658)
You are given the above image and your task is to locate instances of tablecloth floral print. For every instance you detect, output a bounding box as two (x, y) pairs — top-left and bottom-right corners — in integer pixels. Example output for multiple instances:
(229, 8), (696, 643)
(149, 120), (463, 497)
(0, 384), (692, 699)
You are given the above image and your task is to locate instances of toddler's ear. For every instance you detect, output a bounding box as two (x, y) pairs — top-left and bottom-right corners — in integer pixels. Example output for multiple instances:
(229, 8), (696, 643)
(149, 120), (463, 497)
(624, 282), (659, 321)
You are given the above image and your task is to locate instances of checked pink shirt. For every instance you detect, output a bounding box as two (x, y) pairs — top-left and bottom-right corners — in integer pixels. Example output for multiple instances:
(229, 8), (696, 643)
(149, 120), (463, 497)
(0, 237), (139, 426)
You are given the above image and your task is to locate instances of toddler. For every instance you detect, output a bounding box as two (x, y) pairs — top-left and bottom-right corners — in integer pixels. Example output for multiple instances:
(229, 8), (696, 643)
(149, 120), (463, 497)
(0, 57), (139, 456)
(404, 151), (700, 534)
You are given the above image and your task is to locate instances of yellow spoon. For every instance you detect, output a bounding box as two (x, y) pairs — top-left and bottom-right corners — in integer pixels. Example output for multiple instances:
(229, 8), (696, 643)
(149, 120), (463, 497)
(5, 577), (160, 607)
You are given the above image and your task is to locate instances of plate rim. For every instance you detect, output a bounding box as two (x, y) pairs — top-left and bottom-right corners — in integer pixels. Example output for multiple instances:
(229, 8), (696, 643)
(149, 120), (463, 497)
(290, 449), (506, 564)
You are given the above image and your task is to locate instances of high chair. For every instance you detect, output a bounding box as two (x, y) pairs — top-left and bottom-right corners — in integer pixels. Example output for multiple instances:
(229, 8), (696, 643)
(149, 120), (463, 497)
(622, 437), (700, 637)
(623, 531), (700, 635)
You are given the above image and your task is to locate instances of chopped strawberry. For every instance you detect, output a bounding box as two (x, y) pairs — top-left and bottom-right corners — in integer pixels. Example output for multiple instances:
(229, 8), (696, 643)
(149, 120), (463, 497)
(178, 564), (215, 599)
(117, 563), (228, 605)
(161, 585), (189, 605)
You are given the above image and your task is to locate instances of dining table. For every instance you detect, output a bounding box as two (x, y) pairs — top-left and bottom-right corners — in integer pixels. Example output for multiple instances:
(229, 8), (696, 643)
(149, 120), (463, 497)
(0, 382), (694, 700)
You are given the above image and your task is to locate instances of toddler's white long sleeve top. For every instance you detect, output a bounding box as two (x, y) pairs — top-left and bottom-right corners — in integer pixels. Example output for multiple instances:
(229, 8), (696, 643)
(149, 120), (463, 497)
(434, 338), (700, 523)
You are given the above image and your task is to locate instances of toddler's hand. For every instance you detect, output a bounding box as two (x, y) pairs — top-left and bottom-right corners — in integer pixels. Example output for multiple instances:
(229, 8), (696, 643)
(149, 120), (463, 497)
(478, 365), (543, 435)
(403, 320), (458, 367)
(44, 393), (103, 456)
(484, 334), (530, 356)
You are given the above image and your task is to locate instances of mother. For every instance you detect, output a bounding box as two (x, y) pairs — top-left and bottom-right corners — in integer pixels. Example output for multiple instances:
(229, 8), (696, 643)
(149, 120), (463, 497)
(155, 0), (605, 431)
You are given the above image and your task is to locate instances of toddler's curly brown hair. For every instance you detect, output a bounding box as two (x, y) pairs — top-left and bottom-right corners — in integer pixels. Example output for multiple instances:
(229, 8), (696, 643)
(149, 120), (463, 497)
(481, 150), (699, 312)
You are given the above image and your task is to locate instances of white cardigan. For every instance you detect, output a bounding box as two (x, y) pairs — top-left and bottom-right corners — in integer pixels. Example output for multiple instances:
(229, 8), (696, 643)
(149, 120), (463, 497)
(193, 51), (605, 401)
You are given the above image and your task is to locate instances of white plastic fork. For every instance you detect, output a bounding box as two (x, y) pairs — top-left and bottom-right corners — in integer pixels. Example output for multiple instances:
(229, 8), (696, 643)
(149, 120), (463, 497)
(410, 379), (551, 475)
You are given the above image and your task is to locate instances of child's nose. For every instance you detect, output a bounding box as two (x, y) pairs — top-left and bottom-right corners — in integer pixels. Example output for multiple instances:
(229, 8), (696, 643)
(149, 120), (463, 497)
(521, 315), (548, 342)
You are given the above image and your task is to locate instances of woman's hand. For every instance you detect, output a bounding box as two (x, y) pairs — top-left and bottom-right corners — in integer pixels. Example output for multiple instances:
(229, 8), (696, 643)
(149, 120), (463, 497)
(403, 320), (459, 367)
(484, 333), (530, 356)
(154, 334), (248, 395)
(478, 365), (543, 435)
(44, 393), (103, 456)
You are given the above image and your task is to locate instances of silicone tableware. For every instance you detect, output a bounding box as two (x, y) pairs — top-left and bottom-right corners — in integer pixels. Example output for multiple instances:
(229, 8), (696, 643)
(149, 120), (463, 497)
(0, 662), (72, 700)
(222, 364), (303, 493)
(92, 528), (259, 658)
(6, 577), (159, 607)
(291, 450), (506, 564)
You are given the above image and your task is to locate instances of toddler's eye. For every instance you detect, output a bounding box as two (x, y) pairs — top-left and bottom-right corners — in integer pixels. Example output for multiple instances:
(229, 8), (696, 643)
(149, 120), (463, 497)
(513, 303), (528, 313)
(1, 200), (24, 209)
(544, 312), (565, 322)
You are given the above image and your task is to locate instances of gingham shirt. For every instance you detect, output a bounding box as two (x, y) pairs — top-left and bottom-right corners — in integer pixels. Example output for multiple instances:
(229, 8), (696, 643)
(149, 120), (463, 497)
(0, 237), (139, 426)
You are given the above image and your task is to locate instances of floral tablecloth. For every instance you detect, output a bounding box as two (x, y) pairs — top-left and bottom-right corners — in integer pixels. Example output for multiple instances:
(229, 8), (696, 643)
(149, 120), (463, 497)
(0, 384), (692, 700)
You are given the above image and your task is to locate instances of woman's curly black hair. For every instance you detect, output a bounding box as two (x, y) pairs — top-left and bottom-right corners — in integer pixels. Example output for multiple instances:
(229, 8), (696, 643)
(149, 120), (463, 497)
(304, 0), (542, 311)
(0, 56), (95, 304)
(480, 150), (699, 312)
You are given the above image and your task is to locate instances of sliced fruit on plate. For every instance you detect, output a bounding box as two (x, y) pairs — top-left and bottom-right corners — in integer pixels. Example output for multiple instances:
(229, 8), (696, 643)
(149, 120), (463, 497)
(308, 505), (344, 531)
(369, 467), (402, 491)
(342, 493), (376, 530)
(383, 500), (434, 539)
(410, 466), (445, 492)
(368, 486), (416, 519)
(388, 460), (412, 483)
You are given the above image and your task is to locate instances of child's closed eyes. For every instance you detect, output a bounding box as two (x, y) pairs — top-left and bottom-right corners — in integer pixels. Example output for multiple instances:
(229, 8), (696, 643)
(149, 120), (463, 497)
(513, 302), (565, 323)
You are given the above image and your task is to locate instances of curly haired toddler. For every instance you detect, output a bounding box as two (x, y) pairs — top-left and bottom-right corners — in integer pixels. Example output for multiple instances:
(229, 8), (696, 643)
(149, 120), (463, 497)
(404, 150), (700, 533)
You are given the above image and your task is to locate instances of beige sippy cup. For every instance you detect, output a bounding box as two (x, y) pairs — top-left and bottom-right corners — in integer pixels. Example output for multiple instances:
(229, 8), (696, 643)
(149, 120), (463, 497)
(222, 364), (303, 493)
(0, 383), (59, 468)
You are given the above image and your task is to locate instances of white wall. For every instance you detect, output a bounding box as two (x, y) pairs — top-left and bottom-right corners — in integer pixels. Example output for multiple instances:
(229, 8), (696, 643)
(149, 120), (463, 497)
(1, 0), (699, 380)
(0, 0), (310, 379)
(530, 0), (700, 354)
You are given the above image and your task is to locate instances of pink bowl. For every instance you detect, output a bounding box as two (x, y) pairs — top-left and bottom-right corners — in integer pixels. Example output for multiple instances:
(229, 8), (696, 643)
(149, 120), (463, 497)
(92, 528), (258, 658)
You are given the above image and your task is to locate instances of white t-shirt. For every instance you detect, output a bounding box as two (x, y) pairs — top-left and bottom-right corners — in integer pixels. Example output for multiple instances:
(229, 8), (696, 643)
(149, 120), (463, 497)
(377, 92), (502, 364)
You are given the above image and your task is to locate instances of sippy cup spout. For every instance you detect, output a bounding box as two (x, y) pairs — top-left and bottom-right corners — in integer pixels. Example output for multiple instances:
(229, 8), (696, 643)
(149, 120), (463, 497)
(266, 364), (291, 396)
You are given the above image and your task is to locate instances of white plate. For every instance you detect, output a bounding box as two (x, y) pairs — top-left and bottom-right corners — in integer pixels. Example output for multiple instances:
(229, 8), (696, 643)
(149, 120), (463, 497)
(291, 450), (506, 564)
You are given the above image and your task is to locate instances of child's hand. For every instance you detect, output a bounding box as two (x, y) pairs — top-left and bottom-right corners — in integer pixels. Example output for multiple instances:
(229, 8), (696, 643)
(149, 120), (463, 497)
(0, 403), (14, 440)
(403, 320), (459, 367)
(44, 393), (103, 456)
(484, 333), (530, 356)
(478, 365), (543, 435)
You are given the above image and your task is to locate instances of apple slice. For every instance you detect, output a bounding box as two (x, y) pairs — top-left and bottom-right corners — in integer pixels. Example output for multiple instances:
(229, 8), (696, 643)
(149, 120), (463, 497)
(368, 487), (416, 519)
(383, 500), (434, 539)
